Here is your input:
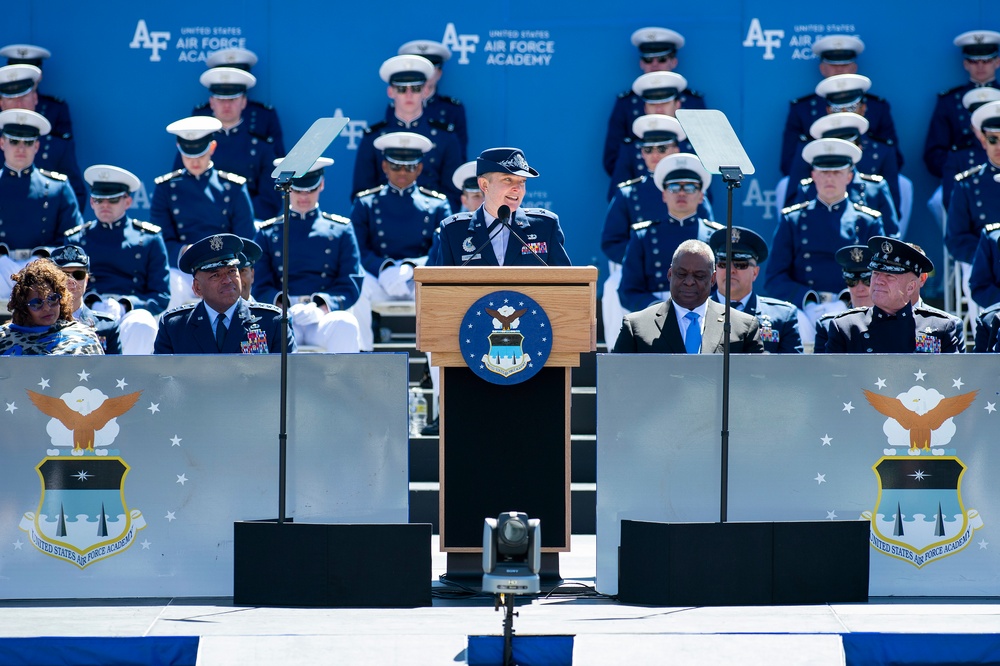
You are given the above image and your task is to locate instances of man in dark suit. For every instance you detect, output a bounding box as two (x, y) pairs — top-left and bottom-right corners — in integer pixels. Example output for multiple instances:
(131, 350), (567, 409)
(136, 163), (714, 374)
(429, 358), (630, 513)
(153, 234), (293, 355)
(612, 239), (763, 354)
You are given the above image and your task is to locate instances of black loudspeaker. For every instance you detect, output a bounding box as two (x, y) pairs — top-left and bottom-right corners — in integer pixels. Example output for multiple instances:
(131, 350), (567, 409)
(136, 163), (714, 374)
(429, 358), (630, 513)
(233, 522), (432, 607)
(618, 520), (869, 606)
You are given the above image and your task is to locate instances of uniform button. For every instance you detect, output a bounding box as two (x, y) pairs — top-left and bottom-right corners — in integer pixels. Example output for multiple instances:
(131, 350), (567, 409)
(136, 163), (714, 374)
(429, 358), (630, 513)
(866, 348), (873, 352)
(173, 208), (180, 215)
(180, 235), (186, 241)
(178, 223), (184, 228)
(654, 261), (661, 267)
(325, 248), (331, 254)
(864, 332), (870, 338)
(171, 195), (177, 201)
(801, 224), (808, 231)
(133, 278), (139, 283)
(378, 230), (385, 236)
(380, 243), (387, 249)
(224, 196), (230, 203)
(222, 209), (228, 215)
(275, 251), (281, 257)
(807, 280), (814, 285)
(805, 266), (812, 272)
(652, 248), (659, 254)
(135, 253), (141, 259)
(655, 271), (662, 278)
(802, 238), (809, 244)
(803, 253), (811, 259)
(321, 272), (327, 278)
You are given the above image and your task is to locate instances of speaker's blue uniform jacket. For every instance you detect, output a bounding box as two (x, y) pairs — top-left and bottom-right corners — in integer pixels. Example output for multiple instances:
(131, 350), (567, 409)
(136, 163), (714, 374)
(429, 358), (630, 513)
(435, 206), (572, 267)
(64, 216), (171, 315)
(253, 208), (362, 310)
(151, 167), (256, 268)
(0, 165), (83, 250)
(154, 298), (294, 354)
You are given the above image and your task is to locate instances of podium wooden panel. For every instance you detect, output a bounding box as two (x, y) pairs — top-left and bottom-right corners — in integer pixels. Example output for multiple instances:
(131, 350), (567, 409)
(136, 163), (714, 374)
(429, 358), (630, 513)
(414, 267), (597, 553)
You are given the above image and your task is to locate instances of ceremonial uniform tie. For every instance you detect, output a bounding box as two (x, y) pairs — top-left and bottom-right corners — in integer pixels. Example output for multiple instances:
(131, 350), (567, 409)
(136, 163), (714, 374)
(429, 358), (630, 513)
(215, 314), (227, 351)
(685, 312), (701, 354)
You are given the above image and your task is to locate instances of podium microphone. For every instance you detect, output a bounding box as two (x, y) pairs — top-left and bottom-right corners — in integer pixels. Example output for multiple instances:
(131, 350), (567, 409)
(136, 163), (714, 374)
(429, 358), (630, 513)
(495, 205), (548, 267)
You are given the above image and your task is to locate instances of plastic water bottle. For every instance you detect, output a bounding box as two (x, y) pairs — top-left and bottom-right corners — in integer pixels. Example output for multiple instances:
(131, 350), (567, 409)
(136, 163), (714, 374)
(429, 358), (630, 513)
(410, 388), (427, 436)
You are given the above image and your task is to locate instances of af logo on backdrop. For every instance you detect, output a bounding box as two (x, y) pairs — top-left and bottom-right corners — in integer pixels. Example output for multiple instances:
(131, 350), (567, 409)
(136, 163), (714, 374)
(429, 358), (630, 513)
(460, 291), (552, 385)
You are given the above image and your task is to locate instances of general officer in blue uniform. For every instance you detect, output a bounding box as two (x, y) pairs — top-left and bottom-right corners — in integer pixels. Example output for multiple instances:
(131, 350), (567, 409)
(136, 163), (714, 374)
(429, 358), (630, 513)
(436, 146), (571, 269)
(0, 108), (82, 297)
(397, 40), (468, 160)
(813, 244), (873, 353)
(709, 226), (802, 354)
(64, 165), (169, 354)
(602, 27), (706, 177)
(939, 88), (1000, 210)
(618, 153), (721, 312)
(785, 112), (899, 234)
(923, 30), (1000, 179)
(969, 218), (1000, 309)
(254, 157), (363, 353)
(353, 55), (463, 211)
(945, 100), (1000, 266)
(779, 37), (900, 176)
(152, 116), (256, 309)
(176, 67), (280, 219)
(765, 138), (884, 328)
(0, 64), (85, 205)
(154, 233), (293, 355)
(49, 245), (121, 354)
(0, 44), (73, 142)
(824, 237), (964, 353)
(193, 48), (285, 156)
(351, 132), (452, 349)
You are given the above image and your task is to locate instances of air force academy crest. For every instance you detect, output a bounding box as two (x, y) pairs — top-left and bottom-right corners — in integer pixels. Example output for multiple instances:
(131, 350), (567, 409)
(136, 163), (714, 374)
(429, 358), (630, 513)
(460, 290), (552, 385)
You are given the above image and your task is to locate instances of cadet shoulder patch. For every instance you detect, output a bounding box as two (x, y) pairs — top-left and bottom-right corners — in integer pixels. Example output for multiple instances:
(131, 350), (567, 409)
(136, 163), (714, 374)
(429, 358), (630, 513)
(154, 169), (185, 185)
(162, 302), (198, 318)
(617, 89), (634, 99)
(257, 216), (281, 230)
(364, 120), (388, 135)
(217, 170), (247, 185)
(523, 208), (557, 220)
(940, 84), (967, 97)
(984, 222), (1000, 233)
(955, 165), (985, 182)
(703, 220), (725, 230)
(320, 211), (351, 225)
(853, 202), (881, 217)
(436, 94), (462, 106)
(441, 211), (474, 227)
(354, 185), (384, 199)
(781, 201), (809, 215)
(631, 220), (656, 231)
(131, 219), (162, 234)
(685, 89), (704, 99)
(64, 221), (95, 237)
(798, 177), (814, 187)
(617, 176), (642, 189)
(38, 168), (67, 181)
(418, 186), (447, 200)
(193, 101), (210, 111)
(858, 172), (884, 183)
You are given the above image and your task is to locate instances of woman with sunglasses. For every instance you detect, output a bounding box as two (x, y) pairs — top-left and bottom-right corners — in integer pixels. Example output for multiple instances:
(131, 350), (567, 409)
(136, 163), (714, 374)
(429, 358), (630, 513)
(0, 259), (103, 355)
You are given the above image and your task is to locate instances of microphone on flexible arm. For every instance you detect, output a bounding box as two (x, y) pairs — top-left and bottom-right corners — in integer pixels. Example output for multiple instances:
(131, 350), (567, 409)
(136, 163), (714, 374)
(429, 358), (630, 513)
(495, 204), (549, 267)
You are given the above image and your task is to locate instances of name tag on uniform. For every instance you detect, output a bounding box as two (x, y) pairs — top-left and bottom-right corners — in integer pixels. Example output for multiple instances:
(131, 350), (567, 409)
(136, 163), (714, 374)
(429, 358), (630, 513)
(522, 242), (547, 255)
(461, 253), (482, 261)
(915, 332), (941, 353)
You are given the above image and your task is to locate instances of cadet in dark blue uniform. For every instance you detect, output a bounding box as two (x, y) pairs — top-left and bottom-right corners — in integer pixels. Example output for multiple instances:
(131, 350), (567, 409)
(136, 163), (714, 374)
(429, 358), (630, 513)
(780, 37), (900, 176)
(254, 157), (363, 353)
(813, 244), (873, 354)
(945, 100), (1000, 266)
(923, 31), (1000, 179)
(397, 40), (468, 160)
(602, 27), (706, 176)
(0, 44), (73, 143)
(973, 301), (1000, 352)
(351, 132), (452, 349)
(0, 108), (83, 295)
(939, 88), (1000, 210)
(353, 55), (462, 211)
(49, 245), (121, 354)
(154, 233), (293, 355)
(608, 113), (695, 200)
(618, 153), (721, 312)
(177, 67), (280, 219)
(193, 48), (285, 156)
(765, 138), (884, 328)
(824, 237), (964, 353)
(709, 226), (802, 353)
(152, 116), (256, 310)
(436, 147), (570, 270)
(969, 220), (1000, 309)
(64, 165), (168, 354)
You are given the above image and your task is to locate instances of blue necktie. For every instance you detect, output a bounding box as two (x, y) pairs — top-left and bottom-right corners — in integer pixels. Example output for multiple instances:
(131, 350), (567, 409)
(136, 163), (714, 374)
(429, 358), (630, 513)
(215, 314), (227, 351)
(685, 311), (701, 354)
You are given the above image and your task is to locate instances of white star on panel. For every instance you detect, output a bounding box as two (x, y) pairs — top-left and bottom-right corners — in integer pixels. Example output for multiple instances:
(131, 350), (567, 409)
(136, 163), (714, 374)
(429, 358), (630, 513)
(170, 436), (182, 447)
(875, 378), (887, 389)
(821, 435), (832, 446)
(914, 369), (926, 381)
(826, 511), (837, 520)
(37, 378), (50, 389)
(13, 540), (23, 550)
(952, 378), (964, 389)
(73, 471), (92, 482)
(5, 402), (16, 414)
(165, 511), (176, 522)
(909, 470), (929, 481)
(979, 538), (989, 550)
(814, 473), (826, 484)
(176, 474), (188, 485)
(77, 369), (90, 381)
(986, 402), (997, 414)
(141, 540), (151, 550)
(842, 402), (854, 413)
(148, 403), (160, 414)
(116, 378), (128, 390)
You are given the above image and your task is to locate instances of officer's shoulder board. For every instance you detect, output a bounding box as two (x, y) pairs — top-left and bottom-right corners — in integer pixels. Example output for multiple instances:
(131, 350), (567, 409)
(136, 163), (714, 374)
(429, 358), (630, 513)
(758, 295), (797, 312)
(436, 94), (462, 106)
(522, 208), (557, 221)
(703, 219), (725, 231)
(418, 186), (447, 200)
(617, 176), (642, 189)
(131, 219), (161, 234)
(631, 219), (657, 231)
(940, 84), (969, 97)
(798, 177), (814, 187)
(90, 309), (117, 324)
(193, 101), (210, 111)
(247, 129), (274, 144)
(428, 118), (456, 133)
(914, 303), (960, 321)
(249, 99), (275, 111)
(441, 211), (474, 227)
(955, 164), (985, 182)
(154, 168), (185, 185)
(781, 201), (809, 215)
(617, 89), (634, 99)
(364, 120), (388, 135)
(354, 185), (384, 199)
(217, 170), (247, 186)
(320, 211), (351, 225)
(984, 222), (1000, 235)
(858, 172), (884, 183)
(685, 89), (704, 99)
(37, 168), (67, 181)
(249, 302), (282, 314)
(64, 221), (95, 237)
(161, 302), (198, 318)
(257, 216), (281, 230)
(789, 95), (812, 105)
(868, 134), (894, 146)
(866, 93), (887, 103)
(831, 305), (867, 319)
(852, 202), (881, 217)
(39, 92), (66, 104)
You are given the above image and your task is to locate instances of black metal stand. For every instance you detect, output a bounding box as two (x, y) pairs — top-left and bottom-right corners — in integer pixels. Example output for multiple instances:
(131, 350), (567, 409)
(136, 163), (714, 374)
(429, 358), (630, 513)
(274, 171), (294, 523)
(495, 593), (518, 666)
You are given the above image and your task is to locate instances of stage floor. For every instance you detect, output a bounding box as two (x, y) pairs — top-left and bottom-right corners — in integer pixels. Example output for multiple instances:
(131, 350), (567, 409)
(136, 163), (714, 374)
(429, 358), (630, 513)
(0, 536), (998, 665)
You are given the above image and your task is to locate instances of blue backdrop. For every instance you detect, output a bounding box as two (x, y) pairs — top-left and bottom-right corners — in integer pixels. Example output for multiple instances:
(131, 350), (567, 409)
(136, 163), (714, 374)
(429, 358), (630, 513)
(4, 0), (999, 297)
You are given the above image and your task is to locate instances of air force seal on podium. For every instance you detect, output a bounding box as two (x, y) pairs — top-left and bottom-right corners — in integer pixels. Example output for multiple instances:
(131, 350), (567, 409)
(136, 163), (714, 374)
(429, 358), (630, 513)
(460, 290), (552, 385)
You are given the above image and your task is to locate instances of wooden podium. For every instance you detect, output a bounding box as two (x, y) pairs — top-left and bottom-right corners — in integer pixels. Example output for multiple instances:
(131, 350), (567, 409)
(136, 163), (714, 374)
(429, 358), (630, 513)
(414, 266), (597, 559)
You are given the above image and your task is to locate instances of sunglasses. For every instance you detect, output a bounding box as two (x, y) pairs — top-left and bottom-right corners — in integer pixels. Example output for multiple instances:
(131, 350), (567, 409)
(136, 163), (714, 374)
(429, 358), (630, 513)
(985, 135), (1000, 145)
(641, 55), (670, 64)
(641, 145), (672, 154)
(716, 260), (753, 271)
(664, 182), (701, 194)
(387, 163), (419, 172)
(846, 276), (872, 287)
(26, 293), (61, 310)
(5, 137), (37, 146)
(93, 195), (125, 204)
(63, 269), (88, 281)
(393, 84), (424, 94)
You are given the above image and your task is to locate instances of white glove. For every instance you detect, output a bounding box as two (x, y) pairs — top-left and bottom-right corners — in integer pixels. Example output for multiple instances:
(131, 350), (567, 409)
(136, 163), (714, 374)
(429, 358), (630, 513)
(90, 296), (124, 320)
(378, 263), (414, 299)
(289, 302), (322, 326)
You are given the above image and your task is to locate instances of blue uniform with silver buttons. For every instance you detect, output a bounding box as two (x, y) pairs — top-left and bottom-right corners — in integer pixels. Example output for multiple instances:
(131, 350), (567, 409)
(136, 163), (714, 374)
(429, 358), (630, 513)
(712, 291), (802, 354)
(941, 144), (986, 209)
(33, 133), (85, 207)
(193, 99), (285, 156)
(786, 135), (900, 210)
(946, 162), (1000, 264)
(823, 303), (964, 353)
(0, 165), (82, 249)
(924, 82), (1000, 178)
(602, 89), (705, 177)
(788, 172), (899, 238)
(388, 94), (468, 160)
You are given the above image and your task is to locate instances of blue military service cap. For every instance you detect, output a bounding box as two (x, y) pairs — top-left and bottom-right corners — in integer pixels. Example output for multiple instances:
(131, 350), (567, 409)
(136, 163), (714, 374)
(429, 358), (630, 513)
(802, 137), (862, 170)
(632, 114), (685, 145)
(815, 74), (871, 110)
(971, 100), (1000, 132)
(632, 71), (687, 104)
(811, 35), (864, 64)
(0, 108), (51, 138)
(205, 47), (258, 71)
(200, 67), (256, 99)
(452, 161), (479, 192)
(237, 237), (262, 268)
(0, 64), (39, 98)
(709, 226), (768, 264)
(398, 40), (451, 66)
(630, 27), (685, 57)
(835, 245), (873, 280)
(179, 234), (245, 275)
(379, 54), (434, 86)
(374, 132), (433, 165)
(867, 237), (933, 276)
(653, 153), (711, 191)
(476, 147), (539, 178)
(49, 245), (90, 270)
(167, 116), (222, 157)
(954, 30), (1000, 61)
(272, 156), (333, 190)
(84, 164), (141, 198)
(809, 112), (869, 142)
(0, 44), (50, 67)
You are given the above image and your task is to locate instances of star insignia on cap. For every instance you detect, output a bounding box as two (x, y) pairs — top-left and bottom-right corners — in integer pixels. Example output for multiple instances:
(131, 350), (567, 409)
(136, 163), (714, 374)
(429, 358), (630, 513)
(731, 228), (741, 243)
(881, 241), (893, 254)
(210, 235), (224, 251)
(850, 247), (864, 262)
